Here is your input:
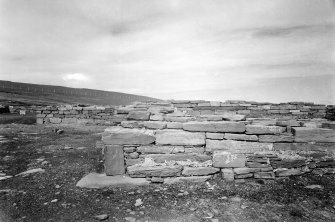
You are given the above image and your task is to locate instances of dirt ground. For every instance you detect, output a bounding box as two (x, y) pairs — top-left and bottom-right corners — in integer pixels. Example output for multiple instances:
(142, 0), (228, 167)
(1, 117), (335, 222)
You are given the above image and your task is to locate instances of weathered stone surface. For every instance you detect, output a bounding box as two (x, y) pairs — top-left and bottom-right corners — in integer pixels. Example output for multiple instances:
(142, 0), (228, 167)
(127, 111), (150, 121)
(50, 117), (62, 124)
(274, 142), (335, 152)
(104, 145), (125, 176)
(127, 165), (182, 178)
(206, 132), (224, 140)
(183, 121), (245, 133)
(137, 146), (184, 154)
(128, 152), (139, 159)
(224, 133), (258, 141)
(213, 151), (246, 168)
(155, 130), (205, 146)
(149, 114), (164, 121)
(151, 177), (164, 183)
(258, 134), (294, 143)
(292, 127), (335, 142)
(246, 125), (286, 135)
(254, 171), (275, 179)
(166, 122), (183, 129)
(102, 127), (155, 145)
(233, 167), (261, 174)
(121, 121), (144, 128)
(36, 118), (44, 124)
(182, 167), (219, 176)
(164, 176), (211, 184)
(221, 168), (234, 181)
(271, 159), (307, 169)
(143, 121), (166, 129)
(184, 147), (205, 154)
(165, 116), (196, 122)
(275, 167), (308, 177)
(206, 140), (273, 153)
(143, 154), (211, 163)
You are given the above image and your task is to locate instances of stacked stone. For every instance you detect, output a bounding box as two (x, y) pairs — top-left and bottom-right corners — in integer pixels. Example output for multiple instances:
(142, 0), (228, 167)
(36, 105), (116, 125)
(101, 104), (335, 183)
(168, 100), (329, 119)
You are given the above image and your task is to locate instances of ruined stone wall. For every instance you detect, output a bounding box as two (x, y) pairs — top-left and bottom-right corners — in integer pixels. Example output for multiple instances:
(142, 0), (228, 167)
(101, 101), (335, 183)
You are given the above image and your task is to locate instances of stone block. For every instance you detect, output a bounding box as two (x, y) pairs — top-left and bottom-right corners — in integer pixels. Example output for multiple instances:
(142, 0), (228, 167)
(184, 147), (205, 154)
(254, 172), (275, 179)
(206, 132), (224, 140)
(206, 140), (273, 153)
(165, 116), (196, 122)
(143, 121), (167, 129)
(213, 151), (246, 168)
(166, 122), (183, 129)
(155, 130), (206, 146)
(183, 121), (245, 133)
(276, 120), (301, 127)
(149, 114), (164, 121)
(220, 113), (246, 121)
(246, 125), (286, 135)
(275, 167), (308, 177)
(102, 127), (155, 145)
(235, 173), (253, 179)
(250, 118), (276, 126)
(258, 134), (294, 143)
(221, 168), (234, 181)
(49, 117), (62, 124)
(224, 133), (258, 141)
(127, 165), (182, 178)
(273, 142), (335, 152)
(104, 145), (125, 176)
(292, 127), (335, 142)
(125, 158), (143, 166)
(143, 154), (211, 163)
(182, 167), (219, 176)
(233, 167), (261, 174)
(36, 118), (44, 124)
(121, 121), (144, 128)
(127, 111), (150, 121)
(137, 146), (184, 154)
(164, 176), (211, 184)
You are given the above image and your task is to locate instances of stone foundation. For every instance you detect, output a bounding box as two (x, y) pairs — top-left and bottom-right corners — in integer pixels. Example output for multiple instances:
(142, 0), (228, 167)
(101, 101), (335, 183)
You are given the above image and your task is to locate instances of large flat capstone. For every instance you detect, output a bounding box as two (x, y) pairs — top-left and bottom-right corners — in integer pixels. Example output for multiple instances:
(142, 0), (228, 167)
(183, 121), (245, 133)
(102, 127), (155, 145)
(155, 130), (205, 146)
(292, 127), (335, 143)
(127, 165), (183, 178)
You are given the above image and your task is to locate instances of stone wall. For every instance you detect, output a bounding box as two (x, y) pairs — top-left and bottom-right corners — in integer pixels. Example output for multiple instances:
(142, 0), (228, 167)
(101, 101), (335, 183)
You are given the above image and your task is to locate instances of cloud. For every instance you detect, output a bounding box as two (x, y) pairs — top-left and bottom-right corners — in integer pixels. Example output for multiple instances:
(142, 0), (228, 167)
(62, 73), (90, 82)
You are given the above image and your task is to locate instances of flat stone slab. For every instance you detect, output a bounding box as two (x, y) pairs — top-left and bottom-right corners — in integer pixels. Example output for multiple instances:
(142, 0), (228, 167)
(246, 125), (286, 135)
(164, 176), (211, 184)
(292, 127), (335, 142)
(183, 121), (245, 133)
(102, 127), (155, 145)
(213, 151), (246, 168)
(206, 139), (273, 153)
(155, 130), (205, 146)
(76, 173), (150, 188)
(127, 165), (183, 178)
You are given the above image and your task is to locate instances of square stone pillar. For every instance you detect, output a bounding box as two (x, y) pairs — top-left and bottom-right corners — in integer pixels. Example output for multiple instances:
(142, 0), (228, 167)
(104, 145), (125, 176)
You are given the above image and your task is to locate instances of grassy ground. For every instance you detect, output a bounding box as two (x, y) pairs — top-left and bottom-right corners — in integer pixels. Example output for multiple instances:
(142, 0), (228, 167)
(0, 115), (335, 222)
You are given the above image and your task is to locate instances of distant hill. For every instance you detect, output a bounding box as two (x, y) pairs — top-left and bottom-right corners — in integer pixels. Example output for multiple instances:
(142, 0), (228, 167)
(0, 80), (161, 106)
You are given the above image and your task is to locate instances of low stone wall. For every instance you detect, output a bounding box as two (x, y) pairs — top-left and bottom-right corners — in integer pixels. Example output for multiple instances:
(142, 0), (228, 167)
(101, 102), (335, 183)
(35, 105), (116, 125)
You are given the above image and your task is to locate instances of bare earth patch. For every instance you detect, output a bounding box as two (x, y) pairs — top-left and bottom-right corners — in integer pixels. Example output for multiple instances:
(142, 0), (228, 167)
(0, 122), (334, 222)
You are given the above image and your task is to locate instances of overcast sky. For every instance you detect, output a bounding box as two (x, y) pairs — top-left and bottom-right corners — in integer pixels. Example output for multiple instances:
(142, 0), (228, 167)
(0, 0), (334, 103)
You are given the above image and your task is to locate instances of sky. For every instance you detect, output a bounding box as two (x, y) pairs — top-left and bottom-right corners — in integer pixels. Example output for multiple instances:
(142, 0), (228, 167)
(0, 0), (334, 104)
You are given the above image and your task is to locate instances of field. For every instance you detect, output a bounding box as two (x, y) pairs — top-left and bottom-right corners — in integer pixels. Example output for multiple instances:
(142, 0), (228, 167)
(0, 115), (335, 222)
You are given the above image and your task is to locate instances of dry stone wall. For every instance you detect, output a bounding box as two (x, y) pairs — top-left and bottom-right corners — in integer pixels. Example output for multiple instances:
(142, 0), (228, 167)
(101, 101), (335, 183)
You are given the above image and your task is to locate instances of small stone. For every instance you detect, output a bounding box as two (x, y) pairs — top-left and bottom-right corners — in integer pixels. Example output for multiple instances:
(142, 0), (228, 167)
(94, 214), (109, 221)
(305, 185), (324, 189)
(241, 204), (248, 209)
(230, 197), (242, 202)
(51, 199), (58, 203)
(55, 185), (61, 189)
(135, 198), (143, 207)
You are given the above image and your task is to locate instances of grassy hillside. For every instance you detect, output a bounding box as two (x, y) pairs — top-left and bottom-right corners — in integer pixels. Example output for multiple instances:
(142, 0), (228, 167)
(0, 80), (160, 106)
